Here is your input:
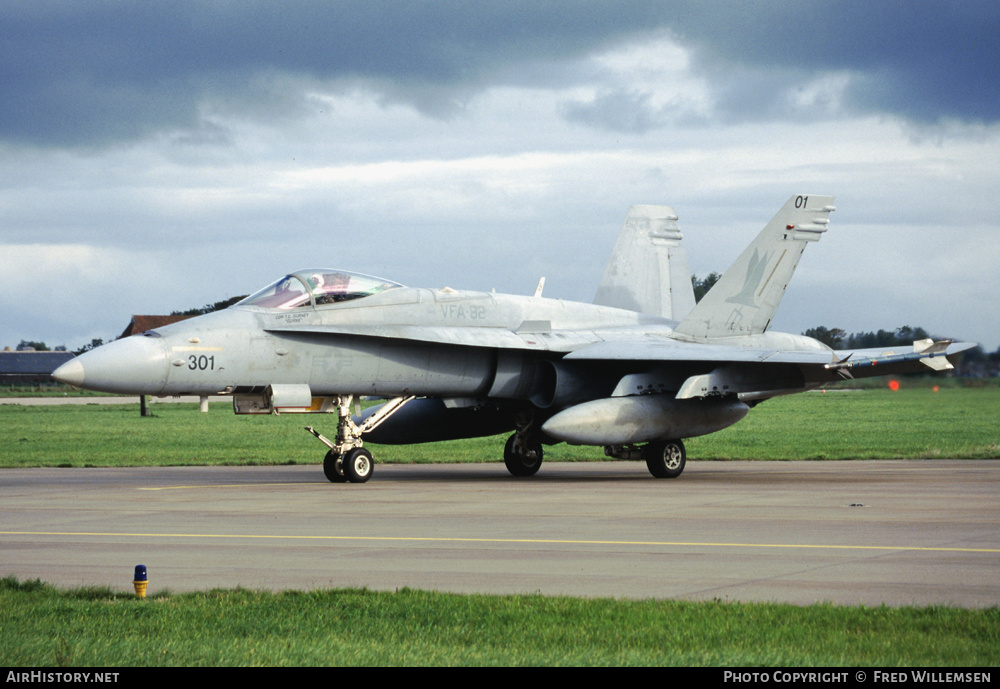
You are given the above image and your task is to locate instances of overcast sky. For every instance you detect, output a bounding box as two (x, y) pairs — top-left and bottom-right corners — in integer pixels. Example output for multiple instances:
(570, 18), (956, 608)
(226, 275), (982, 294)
(3, 1), (998, 352)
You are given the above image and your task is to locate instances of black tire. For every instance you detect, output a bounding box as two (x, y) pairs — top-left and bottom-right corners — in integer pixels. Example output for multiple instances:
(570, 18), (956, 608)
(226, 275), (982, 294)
(503, 434), (543, 477)
(343, 447), (374, 484)
(644, 439), (686, 479)
(323, 450), (348, 483)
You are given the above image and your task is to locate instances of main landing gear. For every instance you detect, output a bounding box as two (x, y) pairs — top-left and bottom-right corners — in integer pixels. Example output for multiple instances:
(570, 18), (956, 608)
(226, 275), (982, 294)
(503, 413), (544, 477)
(605, 438), (687, 478)
(321, 447), (373, 483)
(643, 439), (686, 479)
(306, 394), (413, 484)
(504, 434), (544, 476)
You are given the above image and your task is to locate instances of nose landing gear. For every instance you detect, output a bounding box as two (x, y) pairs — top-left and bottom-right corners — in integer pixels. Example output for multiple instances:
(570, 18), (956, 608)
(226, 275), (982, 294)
(307, 394), (414, 484)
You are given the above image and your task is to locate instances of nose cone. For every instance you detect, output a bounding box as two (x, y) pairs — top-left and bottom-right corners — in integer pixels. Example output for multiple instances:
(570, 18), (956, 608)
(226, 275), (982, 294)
(51, 358), (85, 387)
(52, 336), (169, 395)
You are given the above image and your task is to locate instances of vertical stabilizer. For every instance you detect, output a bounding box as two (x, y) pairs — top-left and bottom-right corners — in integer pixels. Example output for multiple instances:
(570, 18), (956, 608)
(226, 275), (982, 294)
(593, 205), (696, 320)
(672, 194), (835, 341)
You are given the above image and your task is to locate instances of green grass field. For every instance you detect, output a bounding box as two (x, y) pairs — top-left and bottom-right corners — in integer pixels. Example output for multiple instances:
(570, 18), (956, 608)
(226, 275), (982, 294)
(2, 578), (997, 667)
(2, 387), (997, 468)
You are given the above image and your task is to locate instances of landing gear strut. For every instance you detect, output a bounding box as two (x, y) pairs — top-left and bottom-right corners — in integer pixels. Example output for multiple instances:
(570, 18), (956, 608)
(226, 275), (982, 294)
(307, 394), (414, 484)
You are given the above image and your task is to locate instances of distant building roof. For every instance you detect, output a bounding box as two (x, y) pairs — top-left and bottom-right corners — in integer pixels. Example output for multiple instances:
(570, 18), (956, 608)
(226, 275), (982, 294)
(119, 315), (195, 339)
(0, 351), (76, 376)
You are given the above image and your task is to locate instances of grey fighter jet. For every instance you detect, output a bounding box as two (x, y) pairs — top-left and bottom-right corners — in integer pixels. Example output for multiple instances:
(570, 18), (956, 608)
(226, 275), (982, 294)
(53, 195), (973, 483)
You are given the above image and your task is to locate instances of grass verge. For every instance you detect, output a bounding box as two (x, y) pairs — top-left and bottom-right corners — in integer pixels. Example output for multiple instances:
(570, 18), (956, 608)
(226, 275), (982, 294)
(2, 578), (997, 667)
(2, 387), (998, 468)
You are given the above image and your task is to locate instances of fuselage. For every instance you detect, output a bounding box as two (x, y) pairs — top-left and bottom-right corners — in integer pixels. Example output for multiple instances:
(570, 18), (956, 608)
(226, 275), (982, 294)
(54, 280), (830, 408)
(53, 285), (659, 396)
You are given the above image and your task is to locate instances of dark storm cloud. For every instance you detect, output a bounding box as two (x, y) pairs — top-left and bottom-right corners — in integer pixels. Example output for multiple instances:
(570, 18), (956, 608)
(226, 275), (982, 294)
(668, 2), (1000, 124)
(0, 0), (655, 146)
(1, 1), (996, 147)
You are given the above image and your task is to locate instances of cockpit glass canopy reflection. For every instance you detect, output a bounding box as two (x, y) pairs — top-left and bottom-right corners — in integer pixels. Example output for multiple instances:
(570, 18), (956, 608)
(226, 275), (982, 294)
(238, 270), (404, 309)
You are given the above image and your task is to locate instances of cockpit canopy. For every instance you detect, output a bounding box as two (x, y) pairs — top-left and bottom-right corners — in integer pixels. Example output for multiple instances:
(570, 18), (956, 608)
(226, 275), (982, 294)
(238, 269), (404, 309)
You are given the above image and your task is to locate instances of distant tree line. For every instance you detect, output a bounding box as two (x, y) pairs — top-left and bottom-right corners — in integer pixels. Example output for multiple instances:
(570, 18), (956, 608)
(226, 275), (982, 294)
(16, 340), (55, 352)
(74, 338), (105, 355)
(691, 272), (720, 303)
(801, 325), (934, 350)
(800, 325), (1000, 377)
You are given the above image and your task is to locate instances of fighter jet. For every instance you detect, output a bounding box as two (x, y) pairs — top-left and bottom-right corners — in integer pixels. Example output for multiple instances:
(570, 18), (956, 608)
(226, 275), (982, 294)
(53, 194), (973, 483)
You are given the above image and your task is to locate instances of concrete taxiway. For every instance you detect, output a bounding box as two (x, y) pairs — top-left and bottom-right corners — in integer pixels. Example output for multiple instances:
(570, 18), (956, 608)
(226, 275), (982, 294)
(2, 461), (997, 607)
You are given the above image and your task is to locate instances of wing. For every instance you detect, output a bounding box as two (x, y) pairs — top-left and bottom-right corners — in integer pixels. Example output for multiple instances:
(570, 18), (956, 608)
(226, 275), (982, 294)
(263, 322), (602, 352)
(563, 340), (833, 364)
(566, 338), (976, 401)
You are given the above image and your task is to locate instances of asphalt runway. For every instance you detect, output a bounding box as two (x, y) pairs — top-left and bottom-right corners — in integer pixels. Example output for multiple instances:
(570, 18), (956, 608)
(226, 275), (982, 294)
(2, 460), (997, 607)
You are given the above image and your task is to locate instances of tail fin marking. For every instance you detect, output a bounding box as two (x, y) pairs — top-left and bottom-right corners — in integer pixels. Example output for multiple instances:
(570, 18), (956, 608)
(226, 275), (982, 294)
(672, 194), (835, 341)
